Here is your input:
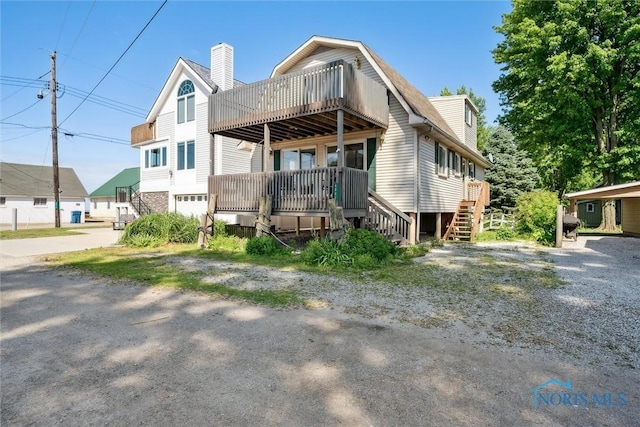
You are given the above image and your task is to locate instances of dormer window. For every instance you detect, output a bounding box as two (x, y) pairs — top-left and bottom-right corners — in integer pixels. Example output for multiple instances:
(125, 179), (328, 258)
(465, 103), (473, 126)
(177, 80), (195, 124)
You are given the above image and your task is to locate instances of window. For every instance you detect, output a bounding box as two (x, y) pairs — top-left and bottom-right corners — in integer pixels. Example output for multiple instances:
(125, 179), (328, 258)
(177, 140), (195, 170)
(34, 198), (47, 206)
(282, 148), (316, 170)
(197, 195), (203, 201)
(468, 161), (476, 179)
(435, 142), (447, 176)
(177, 80), (195, 124)
(449, 152), (461, 176)
(465, 103), (473, 126)
(0, 197), (6, 206)
(327, 143), (364, 169)
(145, 147), (167, 168)
(586, 202), (595, 213)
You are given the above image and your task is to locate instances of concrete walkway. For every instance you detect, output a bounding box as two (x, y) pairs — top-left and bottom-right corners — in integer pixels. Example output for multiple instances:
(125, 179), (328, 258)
(0, 227), (121, 269)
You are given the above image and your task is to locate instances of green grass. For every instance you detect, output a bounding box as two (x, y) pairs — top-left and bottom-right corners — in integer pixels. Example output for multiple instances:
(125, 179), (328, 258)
(0, 228), (85, 240)
(578, 226), (623, 234)
(49, 244), (303, 307)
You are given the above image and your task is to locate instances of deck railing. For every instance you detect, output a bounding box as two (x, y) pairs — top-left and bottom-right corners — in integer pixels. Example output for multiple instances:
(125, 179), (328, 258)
(366, 189), (413, 244)
(209, 60), (389, 134)
(130, 121), (155, 145)
(208, 167), (369, 216)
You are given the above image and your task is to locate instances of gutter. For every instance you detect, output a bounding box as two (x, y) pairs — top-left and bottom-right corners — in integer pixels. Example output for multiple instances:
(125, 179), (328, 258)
(408, 113), (492, 168)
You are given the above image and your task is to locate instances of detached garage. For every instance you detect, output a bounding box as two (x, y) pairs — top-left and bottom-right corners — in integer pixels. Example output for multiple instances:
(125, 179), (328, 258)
(566, 182), (640, 237)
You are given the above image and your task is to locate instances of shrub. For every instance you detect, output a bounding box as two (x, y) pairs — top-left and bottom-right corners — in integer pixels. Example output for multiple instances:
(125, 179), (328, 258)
(301, 238), (352, 267)
(213, 219), (227, 237)
(342, 229), (398, 262)
(515, 190), (559, 245)
(245, 235), (288, 256)
(495, 227), (517, 241)
(119, 213), (199, 247)
(402, 243), (430, 258)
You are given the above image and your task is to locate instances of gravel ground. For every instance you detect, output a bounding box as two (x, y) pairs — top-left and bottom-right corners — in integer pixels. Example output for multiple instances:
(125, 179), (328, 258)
(2, 235), (639, 425)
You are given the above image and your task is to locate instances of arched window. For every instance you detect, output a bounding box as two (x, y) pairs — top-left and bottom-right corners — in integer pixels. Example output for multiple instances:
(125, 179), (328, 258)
(177, 80), (195, 123)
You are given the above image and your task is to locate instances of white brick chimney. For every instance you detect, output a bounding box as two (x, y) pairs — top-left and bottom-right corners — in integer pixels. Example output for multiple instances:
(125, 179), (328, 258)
(210, 43), (234, 91)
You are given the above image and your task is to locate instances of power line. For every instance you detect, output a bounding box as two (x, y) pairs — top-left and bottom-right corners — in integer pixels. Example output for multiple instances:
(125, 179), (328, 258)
(59, 1), (96, 71)
(1, 121), (131, 145)
(1, 98), (46, 121)
(55, 1), (72, 51)
(0, 128), (47, 143)
(0, 159), (53, 184)
(58, 0), (167, 127)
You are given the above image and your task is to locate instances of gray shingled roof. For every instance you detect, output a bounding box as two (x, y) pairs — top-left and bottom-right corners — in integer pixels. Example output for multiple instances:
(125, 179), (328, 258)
(0, 162), (88, 198)
(362, 43), (459, 140)
(182, 58), (245, 93)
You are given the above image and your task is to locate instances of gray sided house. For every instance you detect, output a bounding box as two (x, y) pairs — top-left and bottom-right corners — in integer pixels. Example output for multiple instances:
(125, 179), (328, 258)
(0, 162), (87, 225)
(89, 167), (140, 220)
(206, 36), (491, 243)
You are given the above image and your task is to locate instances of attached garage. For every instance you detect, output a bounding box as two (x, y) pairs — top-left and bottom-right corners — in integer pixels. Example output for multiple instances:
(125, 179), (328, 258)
(566, 182), (640, 237)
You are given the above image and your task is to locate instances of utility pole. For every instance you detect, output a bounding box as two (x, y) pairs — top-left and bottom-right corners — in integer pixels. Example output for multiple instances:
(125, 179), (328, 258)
(51, 51), (60, 228)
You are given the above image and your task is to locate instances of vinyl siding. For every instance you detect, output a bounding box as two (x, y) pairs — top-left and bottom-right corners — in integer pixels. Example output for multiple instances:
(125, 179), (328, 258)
(220, 135), (252, 175)
(250, 143), (263, 172)
(284, 46), (416, 211)
(464, 111), (477, 150)
(622, 198), (640, 235)
(140, 112), (173, 192)
(428, 97), (464, 142)
(0, 197), (85, 224)
(418, 137), (466, 212)
(195, 102), (211, 183)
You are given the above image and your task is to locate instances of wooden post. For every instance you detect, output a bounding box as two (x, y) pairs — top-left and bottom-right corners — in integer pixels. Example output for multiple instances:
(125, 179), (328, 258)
(409, 212), (417, 245)
(328, 199), (345, 241)
(555, 204), (563, 248)
(264, 124), (271, 172)
(569, 198), (577, 217)
(256, 195), (272, 236)
(320, 217), (326, 239)
(198, 194), (218, 248)
(435, 212), (442, 238)
(296, 217), (301, 236)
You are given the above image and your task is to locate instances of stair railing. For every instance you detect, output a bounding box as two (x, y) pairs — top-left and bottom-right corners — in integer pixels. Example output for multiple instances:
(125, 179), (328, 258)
(468, 182), (490, 241)
(366, 189), (413, 244)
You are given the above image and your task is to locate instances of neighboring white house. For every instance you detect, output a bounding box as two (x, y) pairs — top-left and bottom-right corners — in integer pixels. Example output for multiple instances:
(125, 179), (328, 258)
(0, 162), (88, 225)
(207, 36), (491, 241)
(88, 167), (140, 220)
(130, 43), (260, 221)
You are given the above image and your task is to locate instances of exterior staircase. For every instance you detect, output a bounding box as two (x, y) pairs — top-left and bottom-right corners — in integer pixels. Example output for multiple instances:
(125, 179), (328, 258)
(365, 189), (413, 245)
(115, 182), (154, 218)
(444, 182), (490, 242)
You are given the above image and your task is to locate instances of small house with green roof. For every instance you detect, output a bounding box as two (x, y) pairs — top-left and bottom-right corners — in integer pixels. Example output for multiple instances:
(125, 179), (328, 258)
(89, 167), (140, 219)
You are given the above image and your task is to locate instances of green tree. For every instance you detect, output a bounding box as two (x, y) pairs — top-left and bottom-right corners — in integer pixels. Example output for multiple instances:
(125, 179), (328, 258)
(493, 0), (640, 230)
(482, 126), (539, 208)
(439, 86), (489, 151)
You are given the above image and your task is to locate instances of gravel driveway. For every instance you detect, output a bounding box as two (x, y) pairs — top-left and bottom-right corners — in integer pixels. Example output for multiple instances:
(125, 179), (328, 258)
(1, 235), (638, 425)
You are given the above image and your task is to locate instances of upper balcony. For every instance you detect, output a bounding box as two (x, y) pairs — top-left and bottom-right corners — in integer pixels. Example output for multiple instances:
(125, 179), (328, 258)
(131, 121), (155, 145)
(208, 60), (389, 143)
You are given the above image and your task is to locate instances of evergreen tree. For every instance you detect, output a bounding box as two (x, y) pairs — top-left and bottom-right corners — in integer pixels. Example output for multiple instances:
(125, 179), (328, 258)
(482, 126), (539, 208)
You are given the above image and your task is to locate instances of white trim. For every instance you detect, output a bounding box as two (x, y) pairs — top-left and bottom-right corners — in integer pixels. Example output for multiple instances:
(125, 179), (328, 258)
(566, 181), (640, 198)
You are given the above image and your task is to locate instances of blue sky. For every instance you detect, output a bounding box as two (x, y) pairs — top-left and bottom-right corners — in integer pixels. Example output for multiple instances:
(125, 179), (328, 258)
(1, 1), (511, 194)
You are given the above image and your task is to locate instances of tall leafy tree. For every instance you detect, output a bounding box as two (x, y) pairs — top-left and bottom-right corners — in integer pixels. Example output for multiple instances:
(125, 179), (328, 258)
(483, 126), (539, 208)
(493, 0), (640, 230)
(439, 86), (489, 151)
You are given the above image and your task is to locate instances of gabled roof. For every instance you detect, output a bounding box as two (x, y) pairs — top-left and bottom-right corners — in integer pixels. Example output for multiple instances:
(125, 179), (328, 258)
(271, 36), (457, 142)
(0, 162), (87, 198)
(146, 58), (246, 123)
(89, 167), (140, 197)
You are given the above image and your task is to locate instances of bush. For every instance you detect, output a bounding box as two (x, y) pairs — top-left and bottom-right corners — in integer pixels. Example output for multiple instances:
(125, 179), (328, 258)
(495, 227), (517, 241)
(119, 213), (199, 247)
(515, 190), (559, 245)
(213, 219), (227, 237)
(301, 229), (398, 268)
(245, 235), (288, 256)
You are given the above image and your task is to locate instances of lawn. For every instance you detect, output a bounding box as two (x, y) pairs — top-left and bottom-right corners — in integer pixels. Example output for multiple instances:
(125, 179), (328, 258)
(1, 228), (84, 240)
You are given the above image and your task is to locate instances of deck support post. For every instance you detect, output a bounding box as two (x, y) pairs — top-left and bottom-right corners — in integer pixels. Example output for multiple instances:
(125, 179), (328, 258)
(555, 204), (563, 248)
(256, 195), (272, 237)
(435, 212), (442, 239)
(320, 217), (326, 239)
(198, 194), (218, 248)
(328, 199), (345, 241)
(296, 217), (301, 236)
(409, 212), (417, 245)
(263, 124), (271, 172)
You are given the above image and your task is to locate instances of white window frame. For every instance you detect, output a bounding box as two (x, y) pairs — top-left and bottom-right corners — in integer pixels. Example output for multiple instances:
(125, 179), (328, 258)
(177, 140), (195, 171)
(586, 202), (595, 213)
(33, 197), (47, 206)
(465, 103), (473, 126)
(0, 197), (6, 206)
(281, 147), (317, 170)
(144, 146), (167, 169)
(438, 145), (448, 176)
(177, 80), (195, 124)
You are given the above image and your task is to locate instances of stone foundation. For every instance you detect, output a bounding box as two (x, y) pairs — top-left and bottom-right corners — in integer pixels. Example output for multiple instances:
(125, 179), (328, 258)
(141, 191), (168, 213)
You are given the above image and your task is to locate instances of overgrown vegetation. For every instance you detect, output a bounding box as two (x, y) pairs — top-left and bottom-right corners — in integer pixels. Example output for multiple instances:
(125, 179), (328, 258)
(246, 235), (291, 256)
(300, 229), (399, 268)
(515, 190), (559, 245)
(119, 213), (199, 247)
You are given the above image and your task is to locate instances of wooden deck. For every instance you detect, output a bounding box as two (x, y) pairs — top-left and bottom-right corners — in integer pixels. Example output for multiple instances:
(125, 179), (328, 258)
(209, 167), (369, 217)
(208, 60), (389, 143)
